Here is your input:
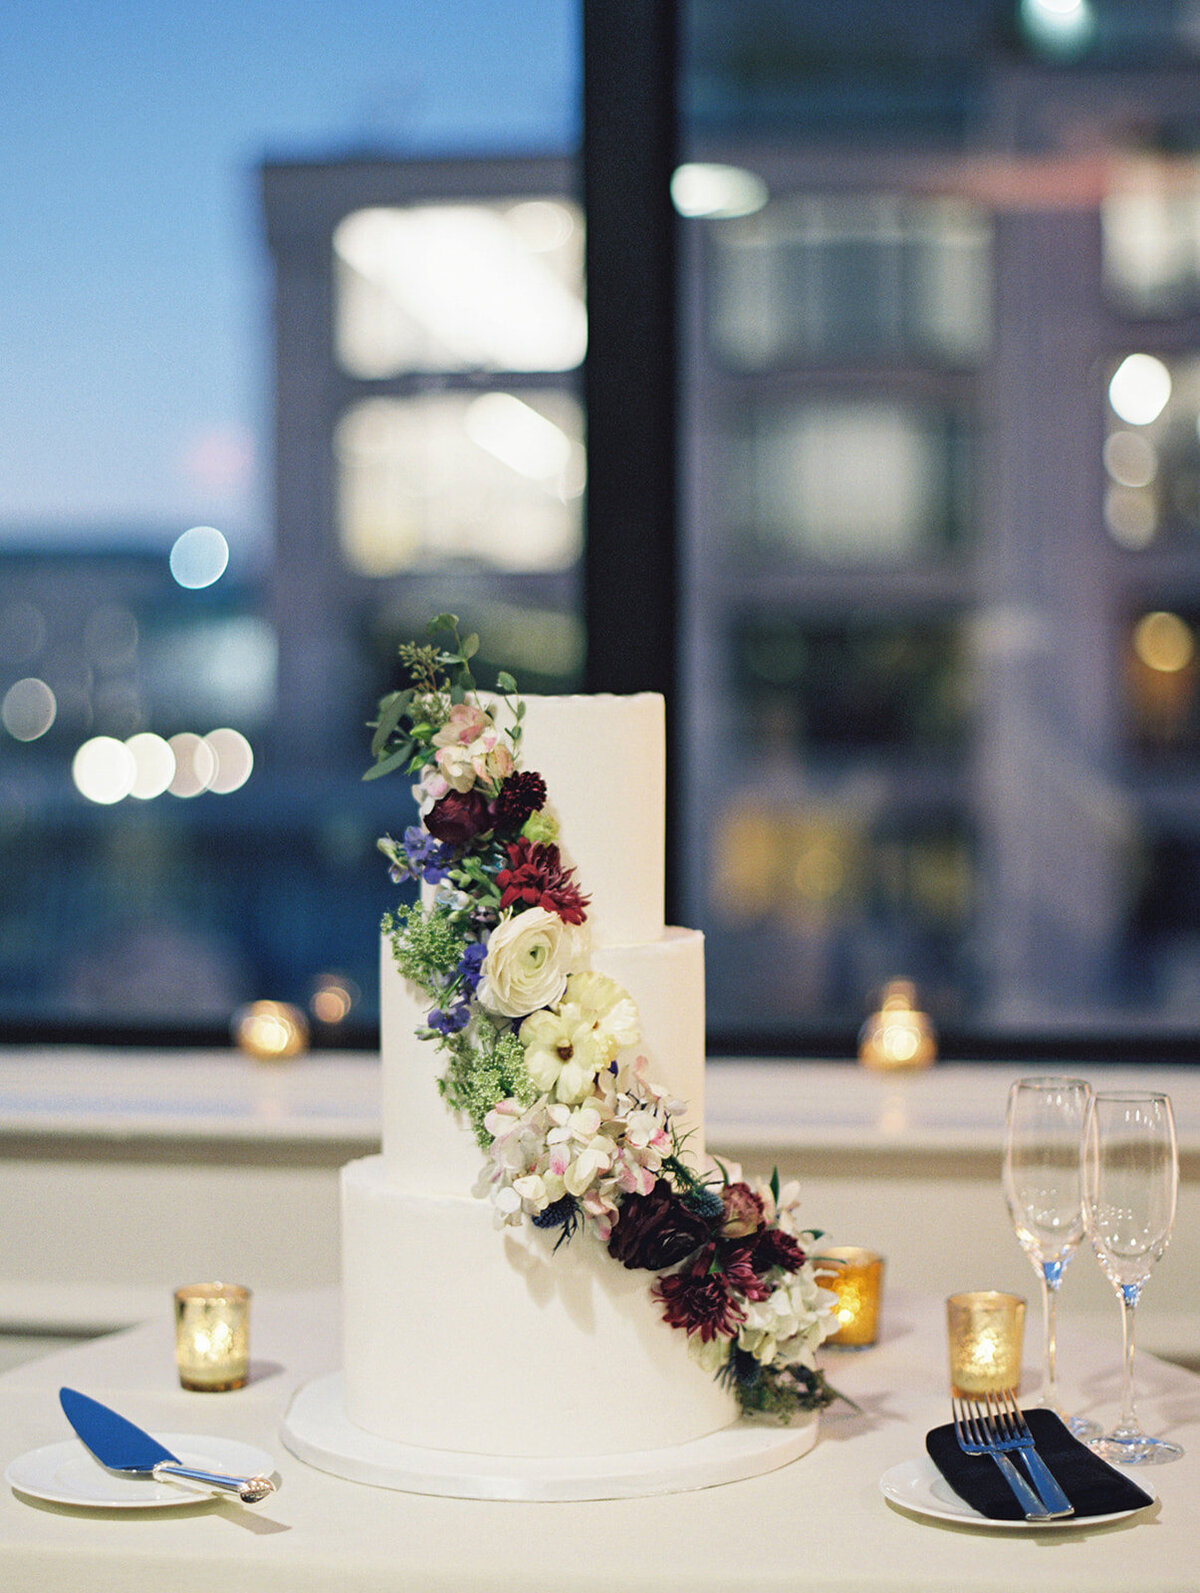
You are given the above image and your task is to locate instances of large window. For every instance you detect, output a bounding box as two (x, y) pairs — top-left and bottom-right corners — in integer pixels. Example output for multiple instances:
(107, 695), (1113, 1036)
(9, 2), (1200, 1057)
(677, 0), (1200, 1049)
(0, 8), (582, 1038)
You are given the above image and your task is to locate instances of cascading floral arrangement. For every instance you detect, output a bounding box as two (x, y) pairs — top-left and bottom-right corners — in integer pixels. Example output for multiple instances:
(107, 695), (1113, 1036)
(367, 615), (842, 1420)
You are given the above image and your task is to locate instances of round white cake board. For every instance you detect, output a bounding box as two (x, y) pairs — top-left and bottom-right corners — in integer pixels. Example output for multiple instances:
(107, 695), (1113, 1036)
(280, 1370), (818, 1501)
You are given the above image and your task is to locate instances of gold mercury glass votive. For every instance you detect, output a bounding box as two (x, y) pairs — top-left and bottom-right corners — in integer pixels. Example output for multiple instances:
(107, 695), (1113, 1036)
(815, 1248), (885, 1347)
(174, 1283), (251, 1391)
(947, 1291), (1025, 1395)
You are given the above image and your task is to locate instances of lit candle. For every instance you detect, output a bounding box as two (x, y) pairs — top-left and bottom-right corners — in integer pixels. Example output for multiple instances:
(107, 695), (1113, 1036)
(815, 1247), (885, 1347)
(174, 1283), (252, 1391)
(233, 1000), (309, 1060)
(858, 979), (936, 1071)
(946, 1291), (1025, 1395)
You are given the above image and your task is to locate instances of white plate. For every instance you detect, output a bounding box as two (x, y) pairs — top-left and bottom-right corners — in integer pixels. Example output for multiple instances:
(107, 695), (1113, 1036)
(5, 1433), (277, 1510)
(880, 1455), (1155, 1531)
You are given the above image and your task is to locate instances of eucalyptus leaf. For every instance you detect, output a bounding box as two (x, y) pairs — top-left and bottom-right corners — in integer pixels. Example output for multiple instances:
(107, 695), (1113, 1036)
(363, 745), (412, 781)
(429, 612), (458, 634)
(370, 691), (412, 757)
(461, 632), (479, 659)
(496, 670), (517, 693)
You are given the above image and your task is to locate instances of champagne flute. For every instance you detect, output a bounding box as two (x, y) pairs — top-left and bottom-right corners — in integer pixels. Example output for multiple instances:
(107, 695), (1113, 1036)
(1083, 1091), (1182, 1464)
(1002, 1077), (1098, 1435)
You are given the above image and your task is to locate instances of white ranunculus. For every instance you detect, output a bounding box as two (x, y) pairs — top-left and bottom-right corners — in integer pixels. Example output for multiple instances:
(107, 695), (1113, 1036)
(476, 907), (588, 1019)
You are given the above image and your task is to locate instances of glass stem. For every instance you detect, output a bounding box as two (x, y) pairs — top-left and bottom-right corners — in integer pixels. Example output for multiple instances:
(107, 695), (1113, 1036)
(1115, 1283), (1143, 1438)
(1041, 1271), (1061, 1410)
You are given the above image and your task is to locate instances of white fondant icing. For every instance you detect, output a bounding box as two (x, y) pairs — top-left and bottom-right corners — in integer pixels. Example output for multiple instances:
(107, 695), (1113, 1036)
(486, 692), (664, 949)
(341, 1157), (736, 1458)
(282, 1371), (817, 1500)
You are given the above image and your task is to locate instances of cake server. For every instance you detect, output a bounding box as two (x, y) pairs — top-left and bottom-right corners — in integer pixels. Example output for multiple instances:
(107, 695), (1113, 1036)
(58, 1387), (276, 1503)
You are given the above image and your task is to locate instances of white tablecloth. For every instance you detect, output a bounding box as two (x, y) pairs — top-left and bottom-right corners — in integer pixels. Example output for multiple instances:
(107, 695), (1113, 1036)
(2, 1287), (1199, 1593)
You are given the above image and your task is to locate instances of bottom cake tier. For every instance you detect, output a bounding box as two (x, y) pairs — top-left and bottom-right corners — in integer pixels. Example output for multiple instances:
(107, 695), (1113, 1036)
(340, 1154), (739, 1458)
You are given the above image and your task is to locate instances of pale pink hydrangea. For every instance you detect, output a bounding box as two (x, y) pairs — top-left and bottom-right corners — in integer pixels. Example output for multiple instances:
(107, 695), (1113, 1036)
(412, 763), (450, 814)
(476, 1072), (675, 1243)
(432, 702), (514, 792)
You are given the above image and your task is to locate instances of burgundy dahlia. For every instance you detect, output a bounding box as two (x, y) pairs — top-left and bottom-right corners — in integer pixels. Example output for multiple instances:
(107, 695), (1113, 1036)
(425, 788), (491, 845)
(491, 770), (548, 835)
(744, 1225), (806, 1275)
(652, 1248), (746, 1343)
(495, 838), (589, 925)
(607, 1181), (716, 1272)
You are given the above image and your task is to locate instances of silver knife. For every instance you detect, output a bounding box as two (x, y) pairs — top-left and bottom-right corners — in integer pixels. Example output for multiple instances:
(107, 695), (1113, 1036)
(59, 1388), (276, 1503)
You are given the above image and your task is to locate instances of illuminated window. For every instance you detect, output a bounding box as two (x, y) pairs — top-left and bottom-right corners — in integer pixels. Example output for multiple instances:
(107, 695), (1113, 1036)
(1104, 163), (1200, 317)
(334, 199), (585, 377)
(335, 390), (584, 576)
(725, 397), (972, 564)
(709, 194), (992, 369)
(1103, 353), (1200, 550)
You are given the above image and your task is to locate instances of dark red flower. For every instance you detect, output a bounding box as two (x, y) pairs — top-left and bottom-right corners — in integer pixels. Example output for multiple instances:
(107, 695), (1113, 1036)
(719, 1244), (774, 1302)
(744, 1226), (806, 1275)
(495, 838), (589, 925)
(492, 770), (547, 835)
(608, 1180), (716, 1271)
(721, 1181), (766, 1238)
(652, 1247), (746, 1343)
(425, 788), (491, 845)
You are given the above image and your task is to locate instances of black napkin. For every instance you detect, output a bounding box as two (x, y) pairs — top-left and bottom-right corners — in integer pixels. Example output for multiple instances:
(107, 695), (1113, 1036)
(926, 1408), (1155, 1521)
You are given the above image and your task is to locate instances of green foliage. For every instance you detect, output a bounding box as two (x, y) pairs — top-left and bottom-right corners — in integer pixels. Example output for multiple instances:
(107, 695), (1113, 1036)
(382, 903), (466, 1001)
(365, 613), (521, 781)
(438, 1026), (536, 1150)
(737, 1364), (849, 1422)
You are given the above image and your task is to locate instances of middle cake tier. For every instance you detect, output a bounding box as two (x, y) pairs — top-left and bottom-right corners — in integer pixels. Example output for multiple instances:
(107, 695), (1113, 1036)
(380, 926), (707, 1191)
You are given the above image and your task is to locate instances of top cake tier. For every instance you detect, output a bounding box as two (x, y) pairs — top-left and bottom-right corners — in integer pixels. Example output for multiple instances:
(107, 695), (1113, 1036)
(487, 691), (665, 948)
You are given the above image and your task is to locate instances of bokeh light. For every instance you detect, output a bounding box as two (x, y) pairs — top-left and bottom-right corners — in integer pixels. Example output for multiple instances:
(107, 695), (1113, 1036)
(310, 972), (360, 1025)
(1104, 485), (1157, 549)
(1109, 354), (1172, 426)
(126, 732), (176, 799)
(1134, 611), (1194, 674)
(72, 736), (136, 804)
(1, 677), (57, 741)
(204, 727), (253, 793)
(671, 162), (768, 219)
(167, 731), (217, 797)
(1103, 430), (1157, 489)
(169, 524), (230, 589)
(1019, 0), (1095, 55)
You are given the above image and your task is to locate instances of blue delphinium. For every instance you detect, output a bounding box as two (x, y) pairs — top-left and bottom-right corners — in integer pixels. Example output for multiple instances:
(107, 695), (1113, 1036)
(405, 825), (455, 883)
(458, 941), (486, 994)
(428, 1000), (471, 1036)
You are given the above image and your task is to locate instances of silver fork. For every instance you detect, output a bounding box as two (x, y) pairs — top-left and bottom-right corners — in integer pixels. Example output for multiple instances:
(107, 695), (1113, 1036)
(986, 1389), (1075, 1518)
(951, 1396), (1061, 1520)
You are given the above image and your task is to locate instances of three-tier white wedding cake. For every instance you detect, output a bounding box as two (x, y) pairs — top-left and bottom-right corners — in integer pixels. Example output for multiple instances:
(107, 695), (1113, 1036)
(341, 694), (738, 1456)
(281, 647), (833, 1498)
